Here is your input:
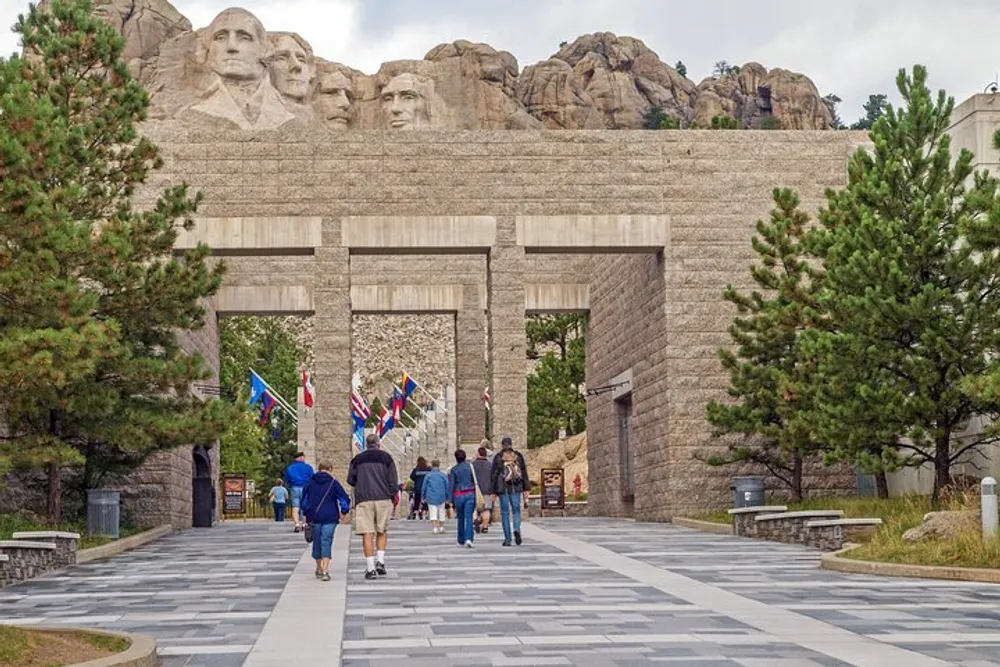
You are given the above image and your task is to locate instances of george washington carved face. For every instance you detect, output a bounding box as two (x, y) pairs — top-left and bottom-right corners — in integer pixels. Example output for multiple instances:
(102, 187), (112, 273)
(205, 8), (267, 82)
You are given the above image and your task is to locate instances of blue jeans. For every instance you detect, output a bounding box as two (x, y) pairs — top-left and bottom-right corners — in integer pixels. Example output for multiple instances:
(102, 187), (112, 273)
(311, 522), (336, 560)
(273, 503), (286, 522)
(498, 491), (522, 543)
(455, 494), (475, 545)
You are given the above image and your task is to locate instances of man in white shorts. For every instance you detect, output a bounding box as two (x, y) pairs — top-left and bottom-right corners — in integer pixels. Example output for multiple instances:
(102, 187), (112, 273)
(419, 459), (449, 534)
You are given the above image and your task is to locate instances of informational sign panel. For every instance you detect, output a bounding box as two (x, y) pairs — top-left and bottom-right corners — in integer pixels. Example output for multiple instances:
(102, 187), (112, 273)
(541, 468), (565, 510)
(222, 474), (247, 515)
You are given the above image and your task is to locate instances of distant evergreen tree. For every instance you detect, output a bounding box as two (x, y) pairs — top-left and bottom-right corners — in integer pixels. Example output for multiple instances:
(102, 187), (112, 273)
(849, 93), (888, 130)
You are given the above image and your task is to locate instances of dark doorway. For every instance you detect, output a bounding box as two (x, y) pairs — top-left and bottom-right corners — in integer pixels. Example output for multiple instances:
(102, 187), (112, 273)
(616, 396), (634, 505)
(192, 445), (213, 528)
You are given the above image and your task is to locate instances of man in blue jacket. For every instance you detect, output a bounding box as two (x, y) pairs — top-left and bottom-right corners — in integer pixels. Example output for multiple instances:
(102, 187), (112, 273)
(284, 452), (314, 533)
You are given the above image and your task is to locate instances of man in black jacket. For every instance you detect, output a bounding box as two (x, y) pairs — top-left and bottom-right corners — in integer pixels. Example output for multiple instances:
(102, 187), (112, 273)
(490, 436), (529, 546)
(347, 434), (398, 580)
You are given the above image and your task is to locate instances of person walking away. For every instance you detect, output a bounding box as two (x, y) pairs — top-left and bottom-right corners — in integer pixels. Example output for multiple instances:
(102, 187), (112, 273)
(284, 452), (314, 533)
(301, 461), (351, 581)
(471, 447), (493, 533)
(490, 436), (529, 546)
(268, 479), (288, 522)
(449, 449), (477, 548)
(408, 457), (431, 520)
(348, 433), (398, 580)
(420, 459), (449, 534)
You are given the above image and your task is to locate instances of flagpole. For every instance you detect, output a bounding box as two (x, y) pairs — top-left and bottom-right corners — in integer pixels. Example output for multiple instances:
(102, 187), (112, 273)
(249, 368), (299, 425)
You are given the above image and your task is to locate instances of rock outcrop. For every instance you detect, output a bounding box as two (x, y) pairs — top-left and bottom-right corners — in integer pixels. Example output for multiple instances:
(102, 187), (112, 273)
(525, 432), (588, 493)
(902, 510), (979, 542)
(693, 62), (835, 129)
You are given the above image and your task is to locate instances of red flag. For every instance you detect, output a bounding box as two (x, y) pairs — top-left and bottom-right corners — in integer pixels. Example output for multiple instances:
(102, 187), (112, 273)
(302, 371), (314, 408)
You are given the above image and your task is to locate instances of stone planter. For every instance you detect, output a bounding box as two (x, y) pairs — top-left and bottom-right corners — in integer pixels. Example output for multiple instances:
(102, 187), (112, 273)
(13, 531), (80, 567)
(0, 540), (56, 588)
(728, 505), (788, 538)
(805, 518), (883, 551)
(754, 510), (844, 545)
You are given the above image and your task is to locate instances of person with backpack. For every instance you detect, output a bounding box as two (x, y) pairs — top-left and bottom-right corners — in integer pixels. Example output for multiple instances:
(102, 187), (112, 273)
(408, 457), (431, 520)
(489, 436), (529, 546)
(301, 461), (351, 582)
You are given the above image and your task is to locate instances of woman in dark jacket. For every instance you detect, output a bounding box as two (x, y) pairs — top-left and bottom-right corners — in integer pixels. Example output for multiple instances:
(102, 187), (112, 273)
(301, 461), (351, 581)
(408, 457), (431, 520)
(448, 449), (478, 548)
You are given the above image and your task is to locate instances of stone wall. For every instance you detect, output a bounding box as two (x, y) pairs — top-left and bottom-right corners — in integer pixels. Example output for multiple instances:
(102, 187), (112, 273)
(136, 126), (867, 517)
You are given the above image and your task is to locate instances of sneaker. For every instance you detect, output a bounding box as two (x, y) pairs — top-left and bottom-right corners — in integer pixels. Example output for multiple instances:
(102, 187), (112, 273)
(294, 525), (301, 533)
(314, 569), (321, 579)
(375, 562), (387, 576)
(321, 573), (331, 582)
(502, 540), (512, 547)
(514, 531), (522, 546)
(465, 540), (474, 549)
(481, 526), (489, 534)
(364, 569), (378, 581)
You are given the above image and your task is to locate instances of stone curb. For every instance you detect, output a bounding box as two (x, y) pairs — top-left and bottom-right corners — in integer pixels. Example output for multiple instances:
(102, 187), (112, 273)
(822, 544), (1000, 583)
(20, 627), (157, 667)
(76, 526), (173, 565)
(671, 517), (733, 535)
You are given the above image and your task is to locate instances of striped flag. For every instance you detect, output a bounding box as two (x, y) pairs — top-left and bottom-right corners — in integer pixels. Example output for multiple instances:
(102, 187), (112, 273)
(351, 390), (370, 447)
(483, 385), (491, 411)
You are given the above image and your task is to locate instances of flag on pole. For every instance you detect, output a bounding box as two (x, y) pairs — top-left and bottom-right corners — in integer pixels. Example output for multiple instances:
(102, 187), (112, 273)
(483, 385), (491, 411)
(391, 387), (404, 422)
(351, 390), (370, 448)
(377, 406), (395, 438)
(302, 371), (314, 408)
(401, 372), (418, 397)
(249, 370), (268, 405)
(259, 391), (278, 425)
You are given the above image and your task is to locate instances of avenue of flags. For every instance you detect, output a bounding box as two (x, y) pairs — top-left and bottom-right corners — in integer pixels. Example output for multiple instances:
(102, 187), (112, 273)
(248, 369), (301, 427)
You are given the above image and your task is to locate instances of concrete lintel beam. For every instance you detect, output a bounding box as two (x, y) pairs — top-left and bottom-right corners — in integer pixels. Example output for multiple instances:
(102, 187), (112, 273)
(351, 285), (463, 313)
(525, 284), (590, 314)
(516, 215), (668, 253)
(175, 217), (322, 254)
(342, 216), (496, 253)
(217, 285), (313, 315)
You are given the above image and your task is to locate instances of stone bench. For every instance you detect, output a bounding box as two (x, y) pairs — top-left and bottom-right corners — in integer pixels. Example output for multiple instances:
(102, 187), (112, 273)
(13, 531), (81, 568)
(805, 518), (883, 551)
(755, 510), (844, 545)
(728, 506), (788, 538)
(0, 541), (56, 589)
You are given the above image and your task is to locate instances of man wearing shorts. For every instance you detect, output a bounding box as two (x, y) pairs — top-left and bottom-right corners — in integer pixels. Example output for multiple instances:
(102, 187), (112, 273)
(347, 434), (398, 580)
(283, 452), (314, 533)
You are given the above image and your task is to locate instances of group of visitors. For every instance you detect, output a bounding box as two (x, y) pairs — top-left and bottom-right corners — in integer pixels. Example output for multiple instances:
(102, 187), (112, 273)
(276, 433), (530, 582)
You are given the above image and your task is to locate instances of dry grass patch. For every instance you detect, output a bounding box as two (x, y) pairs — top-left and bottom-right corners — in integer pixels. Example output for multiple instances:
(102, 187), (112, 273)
(0, 626), (130, 667)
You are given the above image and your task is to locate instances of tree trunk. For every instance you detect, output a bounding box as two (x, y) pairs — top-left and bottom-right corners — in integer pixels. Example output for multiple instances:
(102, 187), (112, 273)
(47, 462), (62, 526)
(875, 470), (889, 499)
(932, 431), (952, 509)
(790, 450), (804, 502)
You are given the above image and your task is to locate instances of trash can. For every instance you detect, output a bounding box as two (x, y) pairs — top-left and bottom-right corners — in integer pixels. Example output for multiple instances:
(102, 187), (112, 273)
(731, 476), (765, 509)
(86, 489), (121, 539)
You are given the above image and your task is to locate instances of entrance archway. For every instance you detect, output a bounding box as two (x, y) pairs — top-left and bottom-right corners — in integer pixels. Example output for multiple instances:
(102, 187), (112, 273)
(192, 445), (213, 528)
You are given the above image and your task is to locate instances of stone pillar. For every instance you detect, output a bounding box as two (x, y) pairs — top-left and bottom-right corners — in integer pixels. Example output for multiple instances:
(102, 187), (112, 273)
(313, 219), (353, 478)
(487, 217), (527, 449)
(297, 387), (316, 466)
(456, 285), (486, 445)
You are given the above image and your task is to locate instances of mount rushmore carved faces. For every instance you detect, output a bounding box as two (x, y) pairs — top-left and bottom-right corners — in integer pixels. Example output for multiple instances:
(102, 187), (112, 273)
(178, 8), (295, 130)
(381, 73), (432, 130)
(315, 67), (355, 130)
(268, 32), (313, 103)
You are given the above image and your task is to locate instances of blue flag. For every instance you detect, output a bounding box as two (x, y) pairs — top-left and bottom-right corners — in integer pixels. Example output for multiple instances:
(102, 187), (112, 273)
(249, 371), (267, 405)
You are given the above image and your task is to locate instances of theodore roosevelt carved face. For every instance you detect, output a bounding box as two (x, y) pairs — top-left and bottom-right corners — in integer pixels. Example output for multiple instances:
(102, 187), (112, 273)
(316, 69), (354, 129)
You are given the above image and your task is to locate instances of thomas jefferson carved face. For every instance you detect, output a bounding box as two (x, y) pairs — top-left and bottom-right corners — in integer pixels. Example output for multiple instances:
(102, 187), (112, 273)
(206, 9), (267, 82)
(316, 70), (354, 129)
(269, 34), (312, 102)
(381, 73), (429, 130)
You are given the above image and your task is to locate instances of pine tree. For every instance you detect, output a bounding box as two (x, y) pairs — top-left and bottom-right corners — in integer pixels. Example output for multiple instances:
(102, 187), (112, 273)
(805, 66), (1000, 505)
(0, 0), (231, 522)
(703, 189), (824, 501)
(849, 93), (888, 130)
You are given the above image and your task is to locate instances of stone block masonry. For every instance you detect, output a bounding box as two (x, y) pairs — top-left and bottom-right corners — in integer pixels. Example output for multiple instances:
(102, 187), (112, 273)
(138, 126), (867, 521)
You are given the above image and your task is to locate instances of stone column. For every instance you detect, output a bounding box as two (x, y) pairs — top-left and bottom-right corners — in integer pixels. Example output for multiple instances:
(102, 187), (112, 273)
(313, 219), (353, 479)
(455, 284), (486, 446)
(487, 216), (527, 449)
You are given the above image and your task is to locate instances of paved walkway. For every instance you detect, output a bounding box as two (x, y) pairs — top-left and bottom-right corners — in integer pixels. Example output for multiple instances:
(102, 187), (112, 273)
(1, 518), (999, 666)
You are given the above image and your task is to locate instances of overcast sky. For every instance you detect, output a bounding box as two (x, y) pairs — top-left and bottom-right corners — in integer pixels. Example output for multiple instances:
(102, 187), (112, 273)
(1, 0), (998, 121)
